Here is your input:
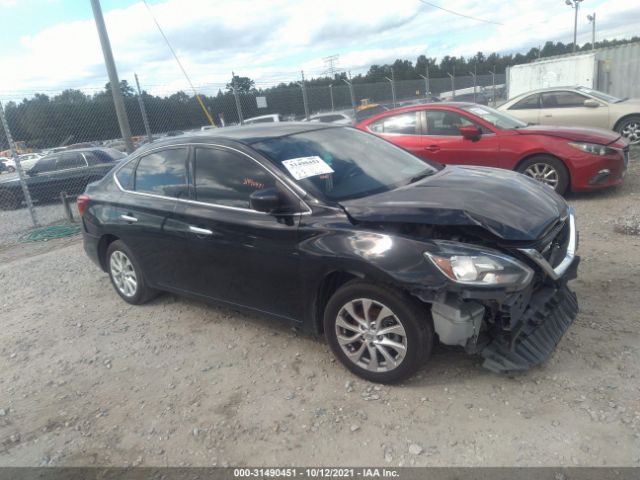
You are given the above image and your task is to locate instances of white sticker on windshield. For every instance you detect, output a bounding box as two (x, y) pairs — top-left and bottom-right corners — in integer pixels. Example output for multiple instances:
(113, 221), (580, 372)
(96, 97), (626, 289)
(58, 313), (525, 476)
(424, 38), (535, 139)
(282, 156), (334, 180)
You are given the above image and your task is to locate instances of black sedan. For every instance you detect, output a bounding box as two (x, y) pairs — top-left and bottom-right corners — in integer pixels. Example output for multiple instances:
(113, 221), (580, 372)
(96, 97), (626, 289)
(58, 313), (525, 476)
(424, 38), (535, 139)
(80, 124), (579, 383)
(0, 148), (126, 209)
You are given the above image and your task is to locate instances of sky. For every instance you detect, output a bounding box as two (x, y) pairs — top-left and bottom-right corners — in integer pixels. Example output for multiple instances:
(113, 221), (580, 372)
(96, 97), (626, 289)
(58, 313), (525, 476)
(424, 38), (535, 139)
(0, 0), (639, 98)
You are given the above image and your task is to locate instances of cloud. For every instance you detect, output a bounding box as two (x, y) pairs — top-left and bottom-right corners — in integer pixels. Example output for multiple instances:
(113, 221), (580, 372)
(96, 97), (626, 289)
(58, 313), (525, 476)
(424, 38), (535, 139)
(0, 0), (638, 97)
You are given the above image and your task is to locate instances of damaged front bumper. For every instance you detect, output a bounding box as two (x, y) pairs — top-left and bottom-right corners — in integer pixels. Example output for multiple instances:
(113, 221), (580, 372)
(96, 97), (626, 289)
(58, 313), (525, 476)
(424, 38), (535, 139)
(420, 209), (580, 373)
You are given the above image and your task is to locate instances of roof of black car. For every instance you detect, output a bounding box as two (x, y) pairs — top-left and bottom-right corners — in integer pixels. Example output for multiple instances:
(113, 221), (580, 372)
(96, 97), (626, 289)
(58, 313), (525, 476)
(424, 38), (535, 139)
(143, 122), (336, 150)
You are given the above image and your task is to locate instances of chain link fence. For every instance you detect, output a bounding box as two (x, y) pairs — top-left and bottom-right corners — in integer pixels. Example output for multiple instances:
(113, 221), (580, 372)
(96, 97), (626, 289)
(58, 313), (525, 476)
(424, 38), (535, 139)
(0, 73), (505, 247)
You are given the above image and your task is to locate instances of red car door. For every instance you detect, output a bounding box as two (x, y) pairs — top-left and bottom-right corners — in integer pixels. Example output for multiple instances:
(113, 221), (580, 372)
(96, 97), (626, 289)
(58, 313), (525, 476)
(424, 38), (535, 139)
(420, 108), (504, 168)
(365, 111), (424, 157)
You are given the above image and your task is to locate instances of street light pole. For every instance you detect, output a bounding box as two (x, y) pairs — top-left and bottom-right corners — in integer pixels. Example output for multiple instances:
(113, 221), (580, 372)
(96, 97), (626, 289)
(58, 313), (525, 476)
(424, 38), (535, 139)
(90, 0), (134, 154)
(566, 0), (584, 53)
(587, 13), (596, 50)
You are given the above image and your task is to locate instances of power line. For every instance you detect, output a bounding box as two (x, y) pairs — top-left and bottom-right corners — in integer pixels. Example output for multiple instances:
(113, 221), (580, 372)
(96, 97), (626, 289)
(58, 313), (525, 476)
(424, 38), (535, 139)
(141, 0), (215, 126)
(416, 0), (503, 25)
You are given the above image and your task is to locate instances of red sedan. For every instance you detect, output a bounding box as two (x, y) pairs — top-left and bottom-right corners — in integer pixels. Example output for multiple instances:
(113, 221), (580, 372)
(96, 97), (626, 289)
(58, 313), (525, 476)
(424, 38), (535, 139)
(356, 103), (630, 194)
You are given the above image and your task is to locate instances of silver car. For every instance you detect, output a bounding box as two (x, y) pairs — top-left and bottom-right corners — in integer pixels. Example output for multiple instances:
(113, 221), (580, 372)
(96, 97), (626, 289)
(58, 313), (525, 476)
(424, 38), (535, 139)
(498, 86), (640, 144)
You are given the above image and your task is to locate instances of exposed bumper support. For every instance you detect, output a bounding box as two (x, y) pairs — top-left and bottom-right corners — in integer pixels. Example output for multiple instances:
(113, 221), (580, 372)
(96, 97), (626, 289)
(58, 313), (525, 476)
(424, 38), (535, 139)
(479, 282), (578, 373)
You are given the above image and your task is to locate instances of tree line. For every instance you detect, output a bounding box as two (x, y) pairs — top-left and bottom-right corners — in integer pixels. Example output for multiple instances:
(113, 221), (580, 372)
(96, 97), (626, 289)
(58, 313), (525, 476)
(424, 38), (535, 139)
(1, 36), (638, 150)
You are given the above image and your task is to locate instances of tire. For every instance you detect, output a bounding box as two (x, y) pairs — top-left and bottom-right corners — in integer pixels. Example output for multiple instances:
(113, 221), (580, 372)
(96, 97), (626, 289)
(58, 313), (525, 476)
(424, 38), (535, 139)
(616, 115), (640, 145)
(516, 155), (569, 195)
(106, 240), (158, 305)
(6, 166), (15, 173)
(323, 279), (434, 384)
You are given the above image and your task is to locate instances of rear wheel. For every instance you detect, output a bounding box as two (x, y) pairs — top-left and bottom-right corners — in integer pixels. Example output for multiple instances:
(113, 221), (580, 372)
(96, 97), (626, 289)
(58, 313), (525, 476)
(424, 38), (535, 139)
(6, 166), (15, 173)
(616, 115), (640, 145)
(106, 240), (158, 304)
(324, 280), (433, 384)
(517, 155), (569, 195)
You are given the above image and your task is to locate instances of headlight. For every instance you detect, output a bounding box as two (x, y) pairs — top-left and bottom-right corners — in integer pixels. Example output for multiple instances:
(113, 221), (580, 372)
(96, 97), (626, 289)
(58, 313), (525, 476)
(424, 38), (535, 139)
(424, 242), (533, 288)
(568, 142), (617, 156)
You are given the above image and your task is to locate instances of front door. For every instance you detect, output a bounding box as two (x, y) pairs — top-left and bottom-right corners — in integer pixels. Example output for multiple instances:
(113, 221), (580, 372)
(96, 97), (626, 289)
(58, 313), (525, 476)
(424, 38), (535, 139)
(172, 146), (304, 321)
(420, 109), (502, 167)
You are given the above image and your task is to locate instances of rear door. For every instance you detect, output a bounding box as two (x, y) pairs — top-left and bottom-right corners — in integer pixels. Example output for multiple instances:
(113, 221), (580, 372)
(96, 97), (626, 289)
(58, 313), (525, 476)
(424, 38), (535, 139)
(539, 90), (609, 128)
(171, 146), (304, 321)
(420, 108), (502, 167)
(53, 152), (89, 195)
(504, 93), (541, 124)
(366, 111), (424, 157)
(112, 146), (190, 287)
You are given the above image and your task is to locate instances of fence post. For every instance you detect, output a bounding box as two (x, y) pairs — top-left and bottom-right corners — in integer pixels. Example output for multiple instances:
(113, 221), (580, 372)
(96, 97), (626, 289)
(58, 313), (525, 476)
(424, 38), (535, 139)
(419, 73), (430, 98)
(344, 77), (356, 117)
(329, 84), (335, 111)
(232, 71), (244, 125)
(447, 72), (455, 100)
(469, 71), (477, 103)
(490, 69), (497, 106)
(299, 71), (310, 120)
(0, 101), (38, 227)
(134, 73), (153, 144)
(385, 68), (396, 107)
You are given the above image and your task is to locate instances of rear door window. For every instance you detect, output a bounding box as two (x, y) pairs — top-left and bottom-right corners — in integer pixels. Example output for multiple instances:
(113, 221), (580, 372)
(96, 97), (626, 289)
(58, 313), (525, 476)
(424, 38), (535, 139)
(368, 112), (418, 134)
(134, 148), (189, 198)
(510, 94), (540, 110)
(56, 152), (86, 170)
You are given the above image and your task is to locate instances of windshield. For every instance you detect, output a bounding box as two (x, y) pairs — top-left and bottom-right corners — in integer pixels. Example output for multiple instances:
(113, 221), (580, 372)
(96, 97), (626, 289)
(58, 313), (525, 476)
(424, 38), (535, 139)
(252, 127), (438, 202)
(575, 86), (622, 103)
(461, 104), (528, 129)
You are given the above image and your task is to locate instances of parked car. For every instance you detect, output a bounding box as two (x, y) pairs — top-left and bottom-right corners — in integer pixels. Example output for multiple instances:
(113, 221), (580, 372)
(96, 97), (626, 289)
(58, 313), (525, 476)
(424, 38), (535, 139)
(498, 86), (640, 144)
(0, 153), (44, 173)
(243, 114), (283, 124)
(79, 124), (579, 383)
(307, 111), (355, 125)
(441, 92), (489, 105)
(357, 103), (629, 194)
(0, 148), (126, 209)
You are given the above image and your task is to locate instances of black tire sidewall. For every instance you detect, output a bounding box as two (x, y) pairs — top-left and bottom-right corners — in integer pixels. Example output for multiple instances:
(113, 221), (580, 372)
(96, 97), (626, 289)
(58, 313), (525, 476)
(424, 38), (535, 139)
(517, 155), (569, 195)
(106, 240), (152, 305)
(323, 280), (433, 384)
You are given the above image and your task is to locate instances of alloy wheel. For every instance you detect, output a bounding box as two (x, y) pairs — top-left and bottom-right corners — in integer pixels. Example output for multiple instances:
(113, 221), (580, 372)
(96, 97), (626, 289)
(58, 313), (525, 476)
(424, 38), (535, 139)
(621, 121), (640, 145)
(335, 298), (407, 373)
(109, 250), (138, 297)
(523, 163), (559, 189)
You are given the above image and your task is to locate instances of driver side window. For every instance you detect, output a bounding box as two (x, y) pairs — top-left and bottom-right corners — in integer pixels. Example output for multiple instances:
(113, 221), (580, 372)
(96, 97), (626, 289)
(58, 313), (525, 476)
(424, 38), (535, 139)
(425, 110), (476, 136)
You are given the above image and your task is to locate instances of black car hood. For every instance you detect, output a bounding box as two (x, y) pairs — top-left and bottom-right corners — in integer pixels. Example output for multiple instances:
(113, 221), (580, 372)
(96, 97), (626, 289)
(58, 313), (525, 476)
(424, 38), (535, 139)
(340, 166), (568, 242)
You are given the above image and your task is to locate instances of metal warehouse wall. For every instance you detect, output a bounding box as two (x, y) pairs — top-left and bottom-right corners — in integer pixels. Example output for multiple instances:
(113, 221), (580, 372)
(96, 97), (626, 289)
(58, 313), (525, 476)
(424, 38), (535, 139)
(595, 42), (640, 99)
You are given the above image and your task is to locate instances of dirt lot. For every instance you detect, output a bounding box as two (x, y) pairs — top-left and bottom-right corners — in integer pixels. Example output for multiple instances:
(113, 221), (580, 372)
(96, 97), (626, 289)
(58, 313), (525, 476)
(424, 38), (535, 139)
(0, 151), (639, 467)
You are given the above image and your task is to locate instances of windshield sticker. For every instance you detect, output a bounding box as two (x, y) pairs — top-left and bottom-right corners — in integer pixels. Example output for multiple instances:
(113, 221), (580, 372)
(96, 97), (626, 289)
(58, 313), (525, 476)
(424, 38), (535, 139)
(282, 156), (334, 180)
(469, 107), (489, 115)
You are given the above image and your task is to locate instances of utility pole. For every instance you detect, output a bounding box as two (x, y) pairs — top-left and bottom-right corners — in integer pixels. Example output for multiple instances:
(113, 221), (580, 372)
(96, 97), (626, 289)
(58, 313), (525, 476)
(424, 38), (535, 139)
(566, 0), (584, 53)
(489, 68), (497, 107)
(90, 0), (134, 154)
(323, 54), (340, 78)
(134, 74), (153, 144)
(419, 59), (430, 98)
(469, 64), (477, 103)
(587, 12), (596, 50)
(447, 71), (455, 100)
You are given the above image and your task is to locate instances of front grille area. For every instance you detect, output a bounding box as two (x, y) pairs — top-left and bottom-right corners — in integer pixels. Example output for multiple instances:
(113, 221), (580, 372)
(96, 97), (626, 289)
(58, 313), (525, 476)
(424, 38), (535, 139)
(537, 219), (570, 269)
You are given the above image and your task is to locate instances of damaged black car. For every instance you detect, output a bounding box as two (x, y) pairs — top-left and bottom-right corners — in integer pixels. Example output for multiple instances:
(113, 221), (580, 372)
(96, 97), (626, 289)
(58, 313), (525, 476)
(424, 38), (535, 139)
(80, 124), (579, 383)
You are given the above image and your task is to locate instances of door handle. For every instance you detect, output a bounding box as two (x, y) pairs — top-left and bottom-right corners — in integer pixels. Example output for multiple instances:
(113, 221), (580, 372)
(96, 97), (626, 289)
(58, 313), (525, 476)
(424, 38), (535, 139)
(424, 145), (440, 152)
(120, 214), (138, 223)
(188, 225), (213, 236)
(544, 114), (553, 118)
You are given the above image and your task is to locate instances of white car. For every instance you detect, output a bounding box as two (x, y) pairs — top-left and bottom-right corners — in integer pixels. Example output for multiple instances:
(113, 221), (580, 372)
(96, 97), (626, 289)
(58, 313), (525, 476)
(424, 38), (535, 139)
(307, 111), (354, 125)
(243, 114), (283, 124)
(1, 153), (44, 173)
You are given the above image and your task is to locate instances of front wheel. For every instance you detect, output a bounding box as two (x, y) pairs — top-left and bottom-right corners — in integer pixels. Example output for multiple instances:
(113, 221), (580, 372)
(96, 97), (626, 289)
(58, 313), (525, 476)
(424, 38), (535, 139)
(323, 280), (434, 384)
(616, 115), (640, 145)
(6, 166), (16, 173)
(517, 155), (569, 195)
(106, 240), (158, 305)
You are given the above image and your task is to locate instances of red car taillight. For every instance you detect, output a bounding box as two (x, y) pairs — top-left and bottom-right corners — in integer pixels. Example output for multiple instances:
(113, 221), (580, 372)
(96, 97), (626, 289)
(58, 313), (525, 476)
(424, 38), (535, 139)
(77, 195), (90, 216)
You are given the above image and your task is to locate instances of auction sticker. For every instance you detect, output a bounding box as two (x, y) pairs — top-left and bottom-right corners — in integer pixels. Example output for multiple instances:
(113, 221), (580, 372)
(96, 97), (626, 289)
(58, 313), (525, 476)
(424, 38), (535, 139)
(282, 156), (334, 180)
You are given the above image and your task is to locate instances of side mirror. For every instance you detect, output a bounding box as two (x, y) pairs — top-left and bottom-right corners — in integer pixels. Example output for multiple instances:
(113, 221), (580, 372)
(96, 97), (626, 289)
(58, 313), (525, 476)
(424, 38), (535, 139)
(584, 99), (599, 108)
(249, 187), (281, 213)
(459, 125), (482, 140)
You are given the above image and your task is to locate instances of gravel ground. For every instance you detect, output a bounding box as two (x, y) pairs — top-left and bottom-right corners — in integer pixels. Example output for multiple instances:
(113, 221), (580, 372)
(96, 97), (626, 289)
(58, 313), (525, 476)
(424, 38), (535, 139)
(0, 150), (638, 467)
